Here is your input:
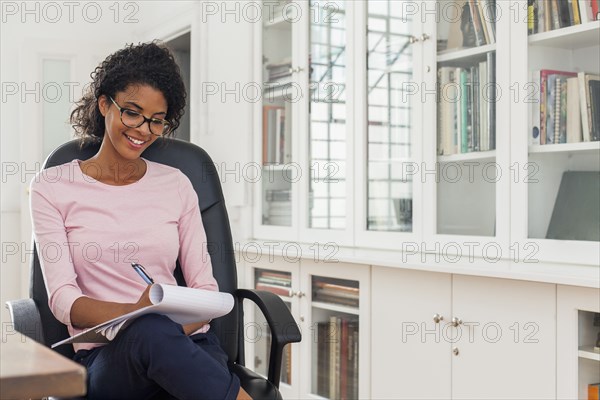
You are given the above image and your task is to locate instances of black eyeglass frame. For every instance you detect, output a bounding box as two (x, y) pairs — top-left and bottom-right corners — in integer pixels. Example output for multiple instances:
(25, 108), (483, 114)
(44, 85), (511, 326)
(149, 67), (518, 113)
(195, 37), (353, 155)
(109, 96), (171, 136)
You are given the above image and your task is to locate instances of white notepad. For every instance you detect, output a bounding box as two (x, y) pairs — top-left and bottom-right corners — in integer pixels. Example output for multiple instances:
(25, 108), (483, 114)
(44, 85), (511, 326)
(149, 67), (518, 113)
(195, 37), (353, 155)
(51, 284), (234, 348)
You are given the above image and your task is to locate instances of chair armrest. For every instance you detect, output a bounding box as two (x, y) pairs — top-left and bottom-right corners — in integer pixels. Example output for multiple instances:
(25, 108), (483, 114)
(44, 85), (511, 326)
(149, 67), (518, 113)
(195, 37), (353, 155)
(5, 299), (45, 343)
(235, 289), (301, 387)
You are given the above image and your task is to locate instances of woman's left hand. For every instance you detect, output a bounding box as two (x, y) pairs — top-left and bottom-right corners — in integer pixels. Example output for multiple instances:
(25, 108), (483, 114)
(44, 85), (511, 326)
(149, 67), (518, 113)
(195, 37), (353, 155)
(182, 320), (210, 335)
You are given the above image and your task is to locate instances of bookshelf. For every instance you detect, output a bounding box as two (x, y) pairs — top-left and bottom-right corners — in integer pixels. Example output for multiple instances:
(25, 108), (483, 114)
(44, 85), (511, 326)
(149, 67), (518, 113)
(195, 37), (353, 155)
(247, 1), (599, 395)
(243, 256), (370, 400)
(432, 0), (505, 239)
(579, 345), (600, 362)
(528, 20), (600, 48)
(557, 285), (600, 400)
(510, 0), (600, 266)
(437, 43), (496, 62)
(252, 2), (600, 256)
(578, 310), (600, 399)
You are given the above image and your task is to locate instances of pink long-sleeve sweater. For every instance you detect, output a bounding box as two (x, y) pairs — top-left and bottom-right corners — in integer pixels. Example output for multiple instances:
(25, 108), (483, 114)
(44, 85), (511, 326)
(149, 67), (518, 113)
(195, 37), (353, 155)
(29, 157), (218, 352)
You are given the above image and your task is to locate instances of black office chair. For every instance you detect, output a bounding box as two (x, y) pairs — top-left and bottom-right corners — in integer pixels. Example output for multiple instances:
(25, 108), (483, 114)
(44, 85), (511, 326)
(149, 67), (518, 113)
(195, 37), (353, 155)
(6, 138), (301, 400)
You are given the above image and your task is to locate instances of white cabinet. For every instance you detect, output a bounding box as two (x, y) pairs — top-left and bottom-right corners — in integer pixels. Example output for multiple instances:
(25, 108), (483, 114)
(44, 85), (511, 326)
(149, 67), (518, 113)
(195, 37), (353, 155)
(241, 255), (370, 400)
(451, 275), (556, 399)
(372, 266), (556, 399)
(371, 268), (452, 399)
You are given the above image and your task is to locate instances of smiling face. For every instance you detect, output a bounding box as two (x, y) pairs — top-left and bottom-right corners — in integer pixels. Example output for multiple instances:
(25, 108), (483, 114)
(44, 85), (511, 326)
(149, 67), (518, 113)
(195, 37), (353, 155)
(98, 84), (168, 161)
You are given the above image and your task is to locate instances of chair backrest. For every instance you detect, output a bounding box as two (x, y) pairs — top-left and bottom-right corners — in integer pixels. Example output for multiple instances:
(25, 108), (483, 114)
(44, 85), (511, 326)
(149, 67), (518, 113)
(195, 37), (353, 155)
(31, 138), (240, 362)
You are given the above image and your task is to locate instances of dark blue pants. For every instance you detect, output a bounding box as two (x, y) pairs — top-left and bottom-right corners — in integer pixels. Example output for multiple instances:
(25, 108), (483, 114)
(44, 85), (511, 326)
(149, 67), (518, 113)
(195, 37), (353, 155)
(73, 314), (241, 400)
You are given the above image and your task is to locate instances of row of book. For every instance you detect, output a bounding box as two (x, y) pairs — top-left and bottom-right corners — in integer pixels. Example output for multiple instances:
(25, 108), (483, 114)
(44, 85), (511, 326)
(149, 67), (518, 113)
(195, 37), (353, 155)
(264, 189), (291, 226)
(312, 280), (359, 308)
(530, 70), (600, 145)
(265, 58), (292, 84)
(263, 104), (292, 165)
(316, 317), (359, 400)
(437, 52), (496, 156)
(255, 270), (292, 297)
(441, 0), (496, 51)
(528, 0), (599, 35)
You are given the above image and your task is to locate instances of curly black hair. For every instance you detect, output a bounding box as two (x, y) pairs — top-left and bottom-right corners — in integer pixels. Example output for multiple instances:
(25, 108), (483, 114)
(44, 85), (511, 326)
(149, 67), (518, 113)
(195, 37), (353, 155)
(71, 41), (186, 148)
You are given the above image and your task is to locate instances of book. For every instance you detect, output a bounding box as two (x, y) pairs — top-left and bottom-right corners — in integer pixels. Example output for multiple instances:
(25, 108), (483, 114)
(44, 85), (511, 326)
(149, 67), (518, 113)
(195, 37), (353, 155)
(480, 60), (489, 150)
(551, 0), (561, 29)
(486, 51), (496, 150)
(558, 0), (572, 27)
(576, 73), (600, 141)
(528, 0), (537, 34)
(544, 0), (553, 31)
(255, 283), (292, 297)
(540, 70), (577, 144)
(566, 77), (582, 143)
(579, 0), (594, 22)
(588, 76), (600, 140)
(51, 284), (234, 348)
(572, 0), (582, 24)
(438, 67), (456, 155)
(546, 74), (558, 143)
(589, 383), (600, 400)
(329, 316), (339, 400)
(531, 70), (542, 145)
(538, 0), (547, 32)
(479, 0), (496, 43)
(554, 76), (563, 143)
(469, 1), (485, 46)
(460, 68), (469, 153)
(317, 322), (330, 397)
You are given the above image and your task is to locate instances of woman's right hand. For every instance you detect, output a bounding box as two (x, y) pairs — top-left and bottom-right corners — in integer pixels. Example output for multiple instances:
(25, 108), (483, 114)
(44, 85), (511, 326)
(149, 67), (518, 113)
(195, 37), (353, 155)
(134, 284), (154, 310)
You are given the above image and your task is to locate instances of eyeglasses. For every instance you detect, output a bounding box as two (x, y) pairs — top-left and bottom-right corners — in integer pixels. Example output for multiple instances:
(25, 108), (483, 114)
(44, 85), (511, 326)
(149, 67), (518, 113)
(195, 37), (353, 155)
(109, 97), (171, 136)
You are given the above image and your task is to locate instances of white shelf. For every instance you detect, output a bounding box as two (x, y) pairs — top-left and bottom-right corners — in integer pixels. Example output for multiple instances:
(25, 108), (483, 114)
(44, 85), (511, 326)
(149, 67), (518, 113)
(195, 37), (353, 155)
(437, 44), (496, 63)
(311, 301), (359, 315)
(264, 14), (292, 28)
(528, 141), (600, 154)
(263, 164), (288, 170)
(529, 21), (600, 49)
(438, 150), (496, 163)
(578, 345), (600, 361)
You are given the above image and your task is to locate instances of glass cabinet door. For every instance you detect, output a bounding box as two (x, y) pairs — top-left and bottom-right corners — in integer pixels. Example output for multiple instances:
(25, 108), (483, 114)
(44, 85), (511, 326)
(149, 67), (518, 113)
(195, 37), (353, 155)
(308, 0), (347, 230)
(310, 275), (360, 399)
(261, 0), (295, 227)
(365, 0), (418, 233)
(252, 268), (293, 385)
(435, 0), (498, 237)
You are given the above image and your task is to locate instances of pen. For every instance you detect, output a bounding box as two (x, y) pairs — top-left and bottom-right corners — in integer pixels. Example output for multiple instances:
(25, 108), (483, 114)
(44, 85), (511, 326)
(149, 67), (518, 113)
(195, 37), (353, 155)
(131, 263), (154, 285)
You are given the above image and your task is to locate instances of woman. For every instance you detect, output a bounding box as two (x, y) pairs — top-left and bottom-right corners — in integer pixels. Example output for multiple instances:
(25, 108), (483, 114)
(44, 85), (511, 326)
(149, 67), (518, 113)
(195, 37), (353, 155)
(30, 41), (252, 400)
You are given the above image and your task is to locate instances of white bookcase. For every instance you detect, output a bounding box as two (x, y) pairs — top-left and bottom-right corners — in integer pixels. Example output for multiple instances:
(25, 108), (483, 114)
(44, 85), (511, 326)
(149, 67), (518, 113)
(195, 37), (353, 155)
(252, 0), (600, 268)
(245, 0), (600, 398)
(510, 3), (600, 267)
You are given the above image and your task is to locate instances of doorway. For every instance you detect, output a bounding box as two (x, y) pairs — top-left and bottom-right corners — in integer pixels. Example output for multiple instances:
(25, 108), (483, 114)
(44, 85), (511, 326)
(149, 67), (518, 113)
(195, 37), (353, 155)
(166, 32), (191, 142)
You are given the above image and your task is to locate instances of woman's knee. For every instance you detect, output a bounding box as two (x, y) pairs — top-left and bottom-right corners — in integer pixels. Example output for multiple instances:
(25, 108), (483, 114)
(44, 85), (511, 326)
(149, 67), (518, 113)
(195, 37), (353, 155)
(122, 314), (184, 344)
